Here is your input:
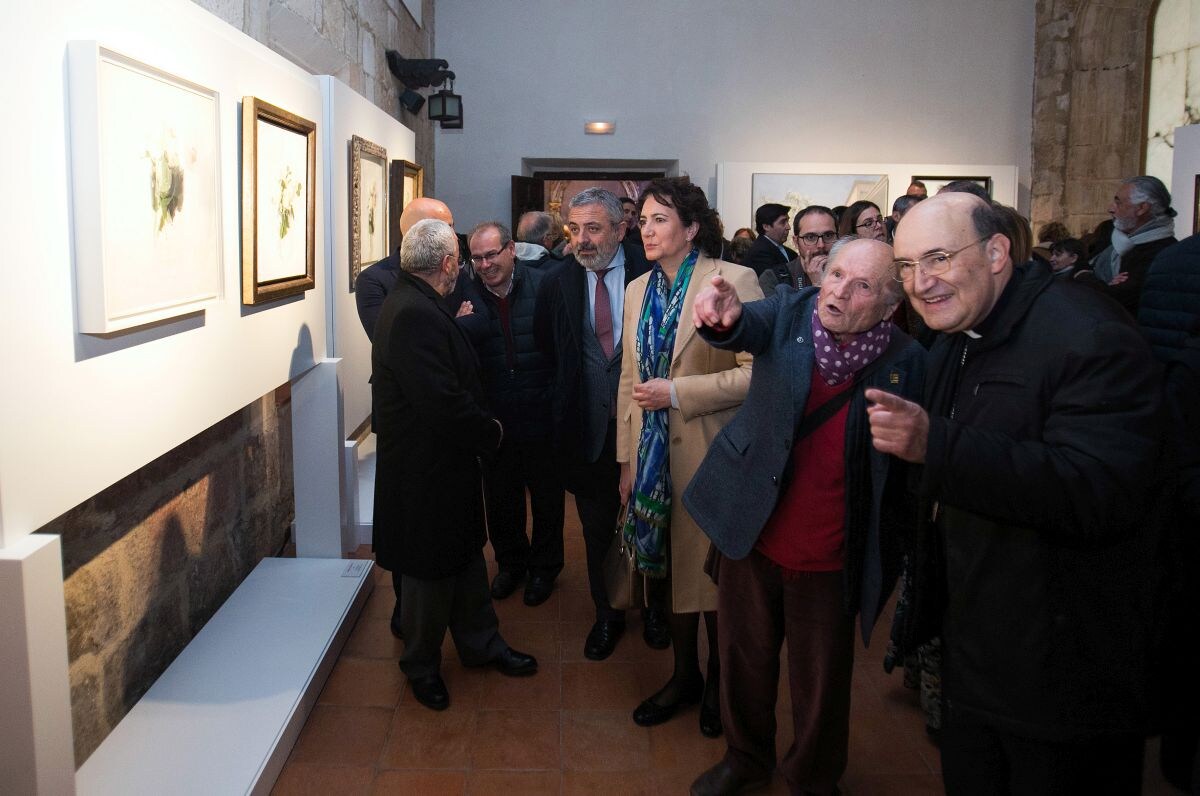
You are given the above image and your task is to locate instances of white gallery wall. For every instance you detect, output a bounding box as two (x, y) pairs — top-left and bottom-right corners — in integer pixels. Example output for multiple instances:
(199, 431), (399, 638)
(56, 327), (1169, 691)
(0, 0), (332, 547)
(323, 78), (416, 433)
(433, 0), (1036, 227)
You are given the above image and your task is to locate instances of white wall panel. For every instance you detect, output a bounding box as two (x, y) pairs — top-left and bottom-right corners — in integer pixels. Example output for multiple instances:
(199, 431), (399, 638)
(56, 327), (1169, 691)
(321, 76), (416, 434)
(0, 0), (330, 545)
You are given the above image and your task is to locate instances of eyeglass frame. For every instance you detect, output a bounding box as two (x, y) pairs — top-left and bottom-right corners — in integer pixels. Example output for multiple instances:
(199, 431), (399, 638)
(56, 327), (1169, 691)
(469, 243), (512, 266)
(855, 214), (885, 230)
(796, 231), (839, 245)
(892, 235), (993, 282)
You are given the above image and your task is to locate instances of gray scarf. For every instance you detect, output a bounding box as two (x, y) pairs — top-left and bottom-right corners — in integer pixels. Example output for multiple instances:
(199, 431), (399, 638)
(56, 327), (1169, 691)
(1092, 215), (1176, 282)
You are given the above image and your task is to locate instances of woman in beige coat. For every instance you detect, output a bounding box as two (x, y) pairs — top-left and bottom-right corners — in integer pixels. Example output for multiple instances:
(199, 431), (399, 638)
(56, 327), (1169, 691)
(617, 177), (763, 737)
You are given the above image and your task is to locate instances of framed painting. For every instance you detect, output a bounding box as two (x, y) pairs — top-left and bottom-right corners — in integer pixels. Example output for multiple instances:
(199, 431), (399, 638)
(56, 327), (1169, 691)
(240, 97), (316, 305)
(349, 135), (387, 290)
(388, 159), (422, 247)
(751, 173), (888, 221)
(67, 41), (223, 333)
(911, 175), (994, 198)
(1193, 174), (1200, 235)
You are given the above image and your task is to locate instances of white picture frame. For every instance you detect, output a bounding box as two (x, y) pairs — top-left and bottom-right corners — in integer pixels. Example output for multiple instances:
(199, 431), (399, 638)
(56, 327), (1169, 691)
(67, 41), (223, 333)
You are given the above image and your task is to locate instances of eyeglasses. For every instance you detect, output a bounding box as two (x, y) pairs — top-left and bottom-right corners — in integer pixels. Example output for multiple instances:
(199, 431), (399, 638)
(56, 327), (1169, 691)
(469, 247), (508, 265)
(856, 215), (885, 230)
(893, 236), (990, 282)
(797, 231), (838, 245)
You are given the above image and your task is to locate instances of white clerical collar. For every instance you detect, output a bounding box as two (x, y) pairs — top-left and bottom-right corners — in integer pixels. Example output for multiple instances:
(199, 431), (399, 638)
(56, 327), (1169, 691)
(964, 329), (982, 339)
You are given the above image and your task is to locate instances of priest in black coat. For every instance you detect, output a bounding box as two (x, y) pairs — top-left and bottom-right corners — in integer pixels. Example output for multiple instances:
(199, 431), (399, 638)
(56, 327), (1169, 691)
(371, 218), (537, 710)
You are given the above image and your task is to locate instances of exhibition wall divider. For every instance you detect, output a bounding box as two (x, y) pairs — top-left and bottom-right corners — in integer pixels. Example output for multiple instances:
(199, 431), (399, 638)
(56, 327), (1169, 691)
(0, 0), (415, 789)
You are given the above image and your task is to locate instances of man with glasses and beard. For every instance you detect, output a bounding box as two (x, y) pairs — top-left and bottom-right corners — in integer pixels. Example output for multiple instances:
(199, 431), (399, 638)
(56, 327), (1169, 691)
(534, 187), (668, 659)
(759, 205), (839, 293)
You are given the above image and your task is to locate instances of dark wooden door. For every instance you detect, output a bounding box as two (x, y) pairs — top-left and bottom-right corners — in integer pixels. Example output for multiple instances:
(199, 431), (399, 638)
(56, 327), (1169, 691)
(511, 176), (544, 233)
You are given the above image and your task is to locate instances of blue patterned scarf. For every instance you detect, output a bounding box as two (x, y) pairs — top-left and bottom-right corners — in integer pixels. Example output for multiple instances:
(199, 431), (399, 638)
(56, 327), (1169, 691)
(623, 249), (698, 578)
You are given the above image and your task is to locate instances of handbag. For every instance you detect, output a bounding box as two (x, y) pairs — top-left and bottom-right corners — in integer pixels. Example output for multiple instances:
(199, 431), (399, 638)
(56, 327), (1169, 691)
(603, 505), (646, 610)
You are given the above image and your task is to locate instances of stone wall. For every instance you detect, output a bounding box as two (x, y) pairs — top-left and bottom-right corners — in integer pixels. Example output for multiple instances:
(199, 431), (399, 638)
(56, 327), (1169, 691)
(1031, 0), (1156, 237)
(192, 0), (438, 193)
(38, 390), (294, 765)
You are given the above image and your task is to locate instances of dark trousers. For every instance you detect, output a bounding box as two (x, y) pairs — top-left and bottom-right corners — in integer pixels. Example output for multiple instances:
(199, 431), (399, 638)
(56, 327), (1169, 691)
(397, 550), (508, 680)
(571, 421), (624, 622)
(483, 435), (565, 578)
(718, 551), (853, 794)
(940, 708), (1144, 795)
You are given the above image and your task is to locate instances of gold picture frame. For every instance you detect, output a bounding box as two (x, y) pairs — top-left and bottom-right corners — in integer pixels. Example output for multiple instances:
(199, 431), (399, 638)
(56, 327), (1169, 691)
(240, 96), (317, 305)
(388, 159), (423, 248)
(349, 135), (388, 291)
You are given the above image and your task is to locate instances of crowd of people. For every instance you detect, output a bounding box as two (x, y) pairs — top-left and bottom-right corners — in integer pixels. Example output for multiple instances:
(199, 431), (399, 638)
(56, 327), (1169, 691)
(355, 173), (1199, 795)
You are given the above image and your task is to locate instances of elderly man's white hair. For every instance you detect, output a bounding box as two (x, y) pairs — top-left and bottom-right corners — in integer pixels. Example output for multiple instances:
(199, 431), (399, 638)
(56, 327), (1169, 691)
(400, 218), (457, 274)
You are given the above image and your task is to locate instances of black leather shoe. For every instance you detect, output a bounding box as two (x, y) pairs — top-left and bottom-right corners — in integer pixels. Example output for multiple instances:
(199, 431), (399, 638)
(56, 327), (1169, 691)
(490, 570), (524, 600)
(523, 574), (555, 606)
(690, 760), (770, 796)
(409, 674), (449, 711)
(583, 619), (625, 661)
(641, 607), (670, 650)
(699, 703), (723, 738)
(632, 679), (704, 727)
(492, 647), (538, 677)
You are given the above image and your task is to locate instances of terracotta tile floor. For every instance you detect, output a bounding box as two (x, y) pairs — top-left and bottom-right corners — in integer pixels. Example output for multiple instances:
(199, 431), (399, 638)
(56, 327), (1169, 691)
(275, 497), (1180, 795)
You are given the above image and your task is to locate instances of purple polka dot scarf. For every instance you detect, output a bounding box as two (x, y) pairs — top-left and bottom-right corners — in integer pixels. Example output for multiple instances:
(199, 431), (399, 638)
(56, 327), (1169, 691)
(811, 313), (893, 386)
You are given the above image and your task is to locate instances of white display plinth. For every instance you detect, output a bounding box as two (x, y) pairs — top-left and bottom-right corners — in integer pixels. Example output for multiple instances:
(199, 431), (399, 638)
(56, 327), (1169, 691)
(0, 534), (75, 795)
(76, 557), (373, 795)
(349, 433), (376, 548)
(292, 359), (349, 557)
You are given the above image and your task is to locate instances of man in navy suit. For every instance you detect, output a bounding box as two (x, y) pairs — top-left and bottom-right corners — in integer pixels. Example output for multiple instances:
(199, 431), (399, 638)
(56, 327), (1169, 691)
(686, 238), (926, 795)
(534, 187), (667, 659)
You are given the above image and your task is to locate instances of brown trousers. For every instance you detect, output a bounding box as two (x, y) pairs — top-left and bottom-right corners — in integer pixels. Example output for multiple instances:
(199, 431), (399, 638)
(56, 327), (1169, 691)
(718, 550), (854, 794)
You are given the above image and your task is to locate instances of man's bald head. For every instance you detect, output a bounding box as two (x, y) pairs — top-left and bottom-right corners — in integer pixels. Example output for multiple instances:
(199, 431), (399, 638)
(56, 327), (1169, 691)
(893, 192), (1012, 334)
(399, 197), (454, 236)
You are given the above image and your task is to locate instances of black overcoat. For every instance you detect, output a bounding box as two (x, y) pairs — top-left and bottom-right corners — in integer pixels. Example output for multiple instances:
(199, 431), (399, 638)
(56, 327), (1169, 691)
(371, 271), (502, 578)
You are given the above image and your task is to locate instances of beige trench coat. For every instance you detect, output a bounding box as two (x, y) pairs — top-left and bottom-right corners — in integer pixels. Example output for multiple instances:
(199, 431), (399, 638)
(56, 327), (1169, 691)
(616, 255), (763, 613)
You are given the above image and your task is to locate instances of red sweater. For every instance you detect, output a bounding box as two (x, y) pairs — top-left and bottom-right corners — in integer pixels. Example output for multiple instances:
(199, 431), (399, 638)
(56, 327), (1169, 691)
(755, 368), (850, 571)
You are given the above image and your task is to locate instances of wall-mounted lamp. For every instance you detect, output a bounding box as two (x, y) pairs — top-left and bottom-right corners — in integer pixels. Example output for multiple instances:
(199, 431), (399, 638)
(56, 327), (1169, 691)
(428, 79), (463, 124)
(584, 121), (615, 135)
(385, 50), (463, 127)
(440, 103), (464, 130)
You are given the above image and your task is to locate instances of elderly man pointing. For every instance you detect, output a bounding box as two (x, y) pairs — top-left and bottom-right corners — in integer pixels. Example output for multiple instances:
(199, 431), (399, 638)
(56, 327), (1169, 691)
(684, 237), (926, 796)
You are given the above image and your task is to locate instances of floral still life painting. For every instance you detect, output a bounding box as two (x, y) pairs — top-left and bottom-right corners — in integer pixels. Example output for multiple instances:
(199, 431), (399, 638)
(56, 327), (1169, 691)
(241, 96), (316, 304)
(67, 42), (222, 333)
(144, 130), (190, 232)
(349, 135), (387, 290)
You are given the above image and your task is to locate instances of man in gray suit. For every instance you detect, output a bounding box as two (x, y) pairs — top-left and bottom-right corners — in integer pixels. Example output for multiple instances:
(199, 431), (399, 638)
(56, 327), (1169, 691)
(685, 238), (926, 795)
(534, 188), (662, 659)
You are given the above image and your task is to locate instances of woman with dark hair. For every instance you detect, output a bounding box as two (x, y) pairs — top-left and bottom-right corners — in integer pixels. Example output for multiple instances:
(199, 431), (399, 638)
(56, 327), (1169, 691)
(617, 176), (763, 737)
(1049, 237), (1085, 277)
(838, 200), (887, 242)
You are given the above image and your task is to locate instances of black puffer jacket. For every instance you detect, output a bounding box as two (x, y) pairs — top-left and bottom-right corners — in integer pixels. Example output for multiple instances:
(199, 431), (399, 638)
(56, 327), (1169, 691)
(457, 262), (554, 440)
(1137, 233), (1200, 361)
(904, 261), (1164, 740)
